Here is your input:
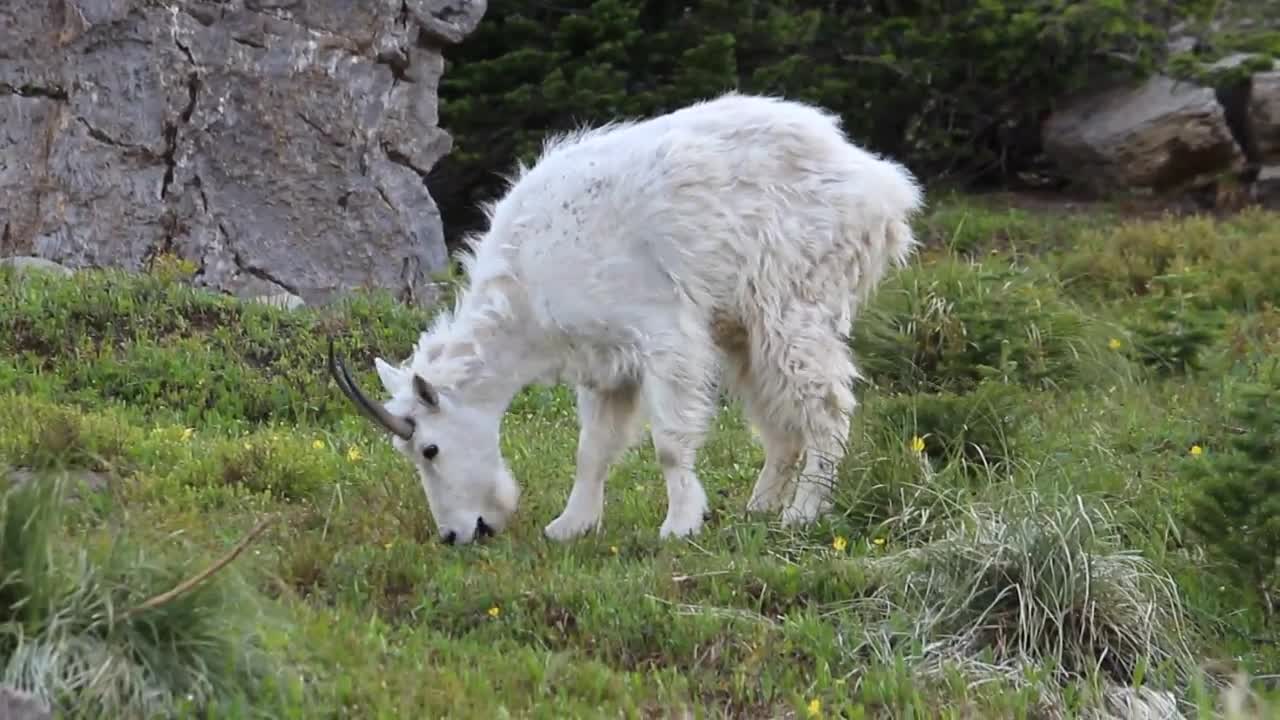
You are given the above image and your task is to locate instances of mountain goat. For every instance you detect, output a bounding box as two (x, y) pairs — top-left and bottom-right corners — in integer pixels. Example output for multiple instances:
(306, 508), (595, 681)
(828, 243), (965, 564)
(329, 92), (924, 545)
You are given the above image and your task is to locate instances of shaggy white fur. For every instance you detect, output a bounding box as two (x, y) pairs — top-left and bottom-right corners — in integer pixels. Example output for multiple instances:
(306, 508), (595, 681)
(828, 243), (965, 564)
(339, 92), (925, 545)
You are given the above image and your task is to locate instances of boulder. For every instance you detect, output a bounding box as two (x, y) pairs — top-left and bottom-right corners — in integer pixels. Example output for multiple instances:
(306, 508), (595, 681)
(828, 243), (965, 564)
(0, 686), (51, 720)
(1252, 69), (1280, 160)
(252, 291), (306, 310)
(1042, 74), (1244, 192)
(6, 467), (111, 500)
(0, 0), (487, 307)
(1255, 165), (1280, 208)
(0, 256), (73, 277)
(1099, 684), (1180, 720)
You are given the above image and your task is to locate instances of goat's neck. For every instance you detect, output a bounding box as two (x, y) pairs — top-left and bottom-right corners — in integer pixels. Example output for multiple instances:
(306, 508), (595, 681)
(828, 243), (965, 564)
(427, 278), (556, 410)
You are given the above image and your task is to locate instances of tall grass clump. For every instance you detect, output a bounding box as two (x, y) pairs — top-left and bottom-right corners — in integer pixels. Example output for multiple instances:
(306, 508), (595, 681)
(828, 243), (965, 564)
(843, 485), (1202, 717)
(0, 475), (293, 718)
(853, 257), (1133, 395)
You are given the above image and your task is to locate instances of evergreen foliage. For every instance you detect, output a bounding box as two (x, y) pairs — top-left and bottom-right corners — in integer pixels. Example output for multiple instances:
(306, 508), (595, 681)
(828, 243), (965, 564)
(431, 0), (1214, 244)
(1182, 365), (1280, 619)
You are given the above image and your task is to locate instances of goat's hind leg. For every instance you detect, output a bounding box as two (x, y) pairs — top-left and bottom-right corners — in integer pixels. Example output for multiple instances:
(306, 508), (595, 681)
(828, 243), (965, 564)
(785, 336), (856, 526)
(754, 316), (858, 527)
(544, 381), (645, 542)
(746, 416), (804, 514)
(723, 354), (803, 514)
(643, 323), (720, 539)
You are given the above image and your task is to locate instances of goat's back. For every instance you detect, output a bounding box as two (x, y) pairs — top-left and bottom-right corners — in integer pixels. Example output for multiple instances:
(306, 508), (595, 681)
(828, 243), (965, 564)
(481, 93), (924, 341)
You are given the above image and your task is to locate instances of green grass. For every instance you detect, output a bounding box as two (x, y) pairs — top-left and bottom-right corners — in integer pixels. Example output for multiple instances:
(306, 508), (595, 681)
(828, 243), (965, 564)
(2, 197), (1280, 718)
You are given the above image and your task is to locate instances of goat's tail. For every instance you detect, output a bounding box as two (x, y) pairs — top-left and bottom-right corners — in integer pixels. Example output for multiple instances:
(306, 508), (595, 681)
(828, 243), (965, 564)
(870, 153), (924, 269)
(840, 155), (925, 313)
(885, 216), (919, 269)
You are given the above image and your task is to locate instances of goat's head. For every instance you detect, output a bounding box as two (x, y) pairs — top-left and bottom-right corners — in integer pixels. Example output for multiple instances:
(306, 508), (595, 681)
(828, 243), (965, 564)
(328, 341), (520, 545)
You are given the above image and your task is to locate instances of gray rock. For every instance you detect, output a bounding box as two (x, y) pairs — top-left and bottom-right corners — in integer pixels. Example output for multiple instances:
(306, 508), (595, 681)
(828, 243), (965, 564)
(6, 468), (111, 499)
(0, 0), (485, 308)
(0, 685), (51, 720)
(1166, 35), (1198, 56)
(0, 256), (73, 277)
(252, 291), (305, 310)
(1098, 684), (1181, 720)
(1042, 74), (1245, 192)
(1253, 70), (1280, 161)
(408, 0), (488, 44)
(1206, 53), (1276, 74)
(1255, 165), (1280, 208)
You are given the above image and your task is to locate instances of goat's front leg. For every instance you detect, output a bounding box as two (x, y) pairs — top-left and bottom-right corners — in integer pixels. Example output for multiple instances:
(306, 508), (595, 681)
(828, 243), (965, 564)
(544, 382), (645, 541)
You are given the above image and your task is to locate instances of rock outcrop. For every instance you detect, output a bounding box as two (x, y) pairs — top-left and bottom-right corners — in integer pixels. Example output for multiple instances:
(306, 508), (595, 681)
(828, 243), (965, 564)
(1041, 52), (1280, 206)
(1041, 75), (1245, 192)
(0, 0), (486, 307)
(0, 256), (73, 278)
(0, 686), (51, 720)
(1253, 69), (1280, 159)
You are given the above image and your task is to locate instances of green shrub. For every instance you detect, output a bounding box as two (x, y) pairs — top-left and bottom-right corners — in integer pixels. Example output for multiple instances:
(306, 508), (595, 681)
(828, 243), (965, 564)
(852, 258), (1129, 394)
(831, 382), (1035, 541)
(196, 434), (337, 502)
(911, 196), (1112, 258)
(1051, 211), (1280, 375)
(0, 396), (141, 473)
(1057, 211), (1280, 311)
(867, 380), (1034, 476)
(1124, 294), (1222, 376)
(0, 268), (436, 428)
(1181, 366), (1280, 617)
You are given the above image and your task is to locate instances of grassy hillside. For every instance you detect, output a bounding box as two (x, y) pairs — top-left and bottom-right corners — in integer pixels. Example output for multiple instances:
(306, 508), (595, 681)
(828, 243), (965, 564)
(2, 195), (1278, 718)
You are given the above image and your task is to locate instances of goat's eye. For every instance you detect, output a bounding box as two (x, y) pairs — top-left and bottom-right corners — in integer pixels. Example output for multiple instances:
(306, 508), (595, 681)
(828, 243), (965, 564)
(422, 444), (439, 460)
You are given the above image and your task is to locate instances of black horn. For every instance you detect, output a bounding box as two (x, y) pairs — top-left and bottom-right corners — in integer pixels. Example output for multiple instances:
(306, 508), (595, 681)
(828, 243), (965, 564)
(328, 339), (415, 440)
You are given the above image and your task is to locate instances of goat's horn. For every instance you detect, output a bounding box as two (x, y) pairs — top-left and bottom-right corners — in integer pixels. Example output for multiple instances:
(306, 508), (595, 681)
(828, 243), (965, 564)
(328, 339), (415, 440)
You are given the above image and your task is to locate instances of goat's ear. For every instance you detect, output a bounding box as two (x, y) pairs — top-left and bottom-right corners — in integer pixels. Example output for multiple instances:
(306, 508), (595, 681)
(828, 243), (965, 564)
(373, 357), (409, 394)
(413, 374), (440, 410)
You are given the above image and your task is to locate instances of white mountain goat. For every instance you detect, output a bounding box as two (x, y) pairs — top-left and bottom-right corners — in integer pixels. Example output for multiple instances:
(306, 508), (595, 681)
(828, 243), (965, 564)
(329, 92), (924, 545)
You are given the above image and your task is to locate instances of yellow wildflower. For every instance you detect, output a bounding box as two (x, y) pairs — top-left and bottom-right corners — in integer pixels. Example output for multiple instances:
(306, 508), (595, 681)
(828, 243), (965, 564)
(1108, 337), (1122, 351)
(181, 427), (194, 441)
(807, 698), (822, 717)
(832, 535), (848, 552)
(610, 545), (619, 555)
(347, 446), (363, 462)
(312, 439), (325, 450)
(910, 435), (926, 453)
(1190, 444), (1203, 457)
(487, 606), (501, 618)
(243, 442), (253, 451)
(873, 537), (886, 548)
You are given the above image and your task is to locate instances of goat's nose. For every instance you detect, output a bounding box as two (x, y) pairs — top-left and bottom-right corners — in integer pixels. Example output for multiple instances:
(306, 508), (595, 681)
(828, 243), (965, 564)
(476, 517), (494, 539)
(441, 530), (457, 545)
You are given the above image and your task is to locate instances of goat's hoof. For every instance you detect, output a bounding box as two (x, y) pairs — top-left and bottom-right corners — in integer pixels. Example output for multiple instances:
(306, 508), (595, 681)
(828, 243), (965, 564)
(544, 512), (600, 542)
(658, 510), (706, 539)
(746, 493), (786, 514)
(779, 502), (830, 527)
